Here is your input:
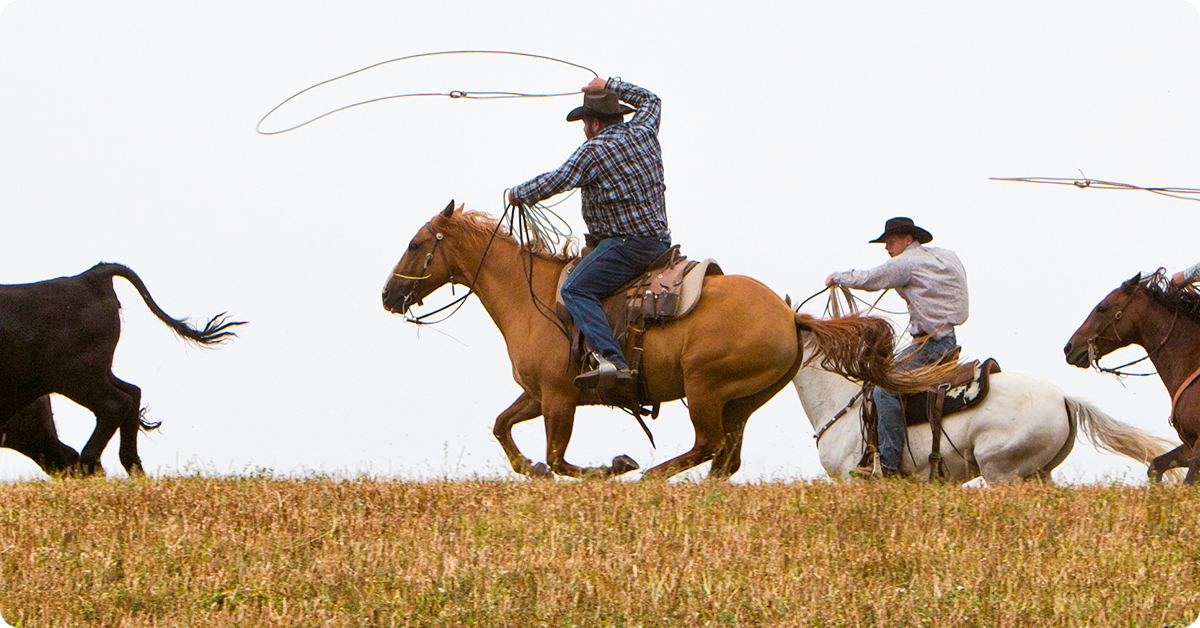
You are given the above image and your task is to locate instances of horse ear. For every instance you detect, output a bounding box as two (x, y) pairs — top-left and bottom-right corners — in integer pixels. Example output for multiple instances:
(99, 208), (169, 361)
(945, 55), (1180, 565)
(441, 200), (455, 218)
(1120, 273), (1142, 293)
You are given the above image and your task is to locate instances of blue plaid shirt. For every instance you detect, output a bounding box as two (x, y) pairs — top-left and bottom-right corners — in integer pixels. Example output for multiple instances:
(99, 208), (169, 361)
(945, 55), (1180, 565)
(510, 79), (669, 240)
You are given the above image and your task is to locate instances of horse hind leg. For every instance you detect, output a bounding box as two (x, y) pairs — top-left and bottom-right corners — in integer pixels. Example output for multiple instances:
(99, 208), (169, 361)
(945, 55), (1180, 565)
(709, 395), (770, 480)
(642, 396), (727, 481)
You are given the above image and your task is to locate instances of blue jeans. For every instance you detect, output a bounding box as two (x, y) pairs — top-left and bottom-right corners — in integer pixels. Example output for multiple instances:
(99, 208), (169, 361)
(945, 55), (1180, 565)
(561, 235), (671, 369)
(873, 330), (958, 472)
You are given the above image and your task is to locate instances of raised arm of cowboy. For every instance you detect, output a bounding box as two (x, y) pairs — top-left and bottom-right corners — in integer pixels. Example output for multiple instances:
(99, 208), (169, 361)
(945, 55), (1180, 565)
(507, 77), (657, 207)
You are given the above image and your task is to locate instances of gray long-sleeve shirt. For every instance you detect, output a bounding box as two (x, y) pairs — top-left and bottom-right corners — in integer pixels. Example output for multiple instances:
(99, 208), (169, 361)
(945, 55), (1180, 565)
(831, 242), (969, 339)
(1183, 262), (1200, 283)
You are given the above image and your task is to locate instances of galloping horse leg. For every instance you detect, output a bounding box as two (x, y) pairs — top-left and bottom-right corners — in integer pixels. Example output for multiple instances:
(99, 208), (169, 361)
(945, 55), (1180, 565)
(542, 393), (639, 479)
(709, 363), (801, 480)
(641, 395), (726, 480)
(708, 413), (748, 480)
(1148, 444), (1191, 483)
(1182, 450), (1200, 485)
(492, 392), (544, 476)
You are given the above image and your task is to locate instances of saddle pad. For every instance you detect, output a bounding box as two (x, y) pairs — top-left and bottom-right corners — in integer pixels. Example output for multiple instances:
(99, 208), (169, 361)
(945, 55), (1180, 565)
(902, 357), (1002, 427)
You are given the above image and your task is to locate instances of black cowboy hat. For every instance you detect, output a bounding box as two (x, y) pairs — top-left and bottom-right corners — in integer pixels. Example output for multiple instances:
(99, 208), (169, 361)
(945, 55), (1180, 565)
(565, 89), (634, 122)
(868, 217), (933, 244)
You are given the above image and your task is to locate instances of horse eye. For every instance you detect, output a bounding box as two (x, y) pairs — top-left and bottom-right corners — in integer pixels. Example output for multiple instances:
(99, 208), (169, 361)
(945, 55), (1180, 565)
(407, 240), (421, 252)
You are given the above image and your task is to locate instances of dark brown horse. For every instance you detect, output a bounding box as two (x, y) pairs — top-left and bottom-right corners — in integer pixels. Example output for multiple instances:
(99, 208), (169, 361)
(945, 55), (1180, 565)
(0, 263), (244, 475)
(382, 202), (952, 480)
(1065, 271), (1200, 482)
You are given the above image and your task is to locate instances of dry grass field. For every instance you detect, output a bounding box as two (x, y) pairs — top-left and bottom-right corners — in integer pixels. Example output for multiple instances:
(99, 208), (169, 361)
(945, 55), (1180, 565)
(1, 476), (1198, 627)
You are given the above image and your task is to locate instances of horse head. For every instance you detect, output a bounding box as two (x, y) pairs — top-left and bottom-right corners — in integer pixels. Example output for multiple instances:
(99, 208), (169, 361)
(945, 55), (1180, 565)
(382, 200), (459, 315)
(1064, 273), (1146, 368)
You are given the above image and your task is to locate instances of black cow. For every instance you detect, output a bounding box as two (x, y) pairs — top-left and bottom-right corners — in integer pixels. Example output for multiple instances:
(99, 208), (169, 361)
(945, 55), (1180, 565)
(0, 263), (244, 475)
(1, 396), (79, 475)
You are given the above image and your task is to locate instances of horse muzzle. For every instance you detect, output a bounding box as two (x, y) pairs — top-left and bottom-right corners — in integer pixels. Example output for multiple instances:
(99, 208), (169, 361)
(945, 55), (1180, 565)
(1063, 341), (1090, 368)
(381, 285), (423, 314)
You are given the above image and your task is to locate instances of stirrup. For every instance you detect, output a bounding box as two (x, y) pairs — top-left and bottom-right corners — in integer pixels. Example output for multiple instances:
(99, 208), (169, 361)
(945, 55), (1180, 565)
(574, 354), (632, 390)
(849, 451), (883, 479)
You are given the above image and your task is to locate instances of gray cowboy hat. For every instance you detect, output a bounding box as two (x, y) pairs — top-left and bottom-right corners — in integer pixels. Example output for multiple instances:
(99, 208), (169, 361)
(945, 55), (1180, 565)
(868, 217), (933, 244)
(565, 89), (634, 122)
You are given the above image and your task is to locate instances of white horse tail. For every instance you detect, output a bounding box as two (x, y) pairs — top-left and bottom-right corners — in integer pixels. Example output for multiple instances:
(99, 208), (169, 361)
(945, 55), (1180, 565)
(1064, 397), (1175, 464)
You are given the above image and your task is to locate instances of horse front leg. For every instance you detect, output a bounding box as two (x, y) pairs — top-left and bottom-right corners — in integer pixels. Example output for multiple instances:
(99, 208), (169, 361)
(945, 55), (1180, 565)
(492, 392), (545, 476)
(1149, 444), (1191, 483)
(542, 393), (639, 479)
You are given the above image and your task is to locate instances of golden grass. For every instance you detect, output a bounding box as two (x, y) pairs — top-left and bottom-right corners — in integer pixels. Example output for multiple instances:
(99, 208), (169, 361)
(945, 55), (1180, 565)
(1, 477), (1198, 627)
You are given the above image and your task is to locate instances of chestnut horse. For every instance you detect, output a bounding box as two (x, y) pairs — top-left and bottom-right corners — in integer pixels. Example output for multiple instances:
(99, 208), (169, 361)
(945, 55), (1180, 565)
(382, 202), (952, 480)
(1065, 271), (1198, 482)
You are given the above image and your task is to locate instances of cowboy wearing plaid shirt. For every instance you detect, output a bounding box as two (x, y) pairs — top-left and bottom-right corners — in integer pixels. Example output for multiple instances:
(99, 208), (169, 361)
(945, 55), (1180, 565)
(508, 77), (671, 389)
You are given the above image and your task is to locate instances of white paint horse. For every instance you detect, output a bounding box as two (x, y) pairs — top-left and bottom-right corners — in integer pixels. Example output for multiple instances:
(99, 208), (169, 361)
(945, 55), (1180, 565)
(793, 335), (1174, 482)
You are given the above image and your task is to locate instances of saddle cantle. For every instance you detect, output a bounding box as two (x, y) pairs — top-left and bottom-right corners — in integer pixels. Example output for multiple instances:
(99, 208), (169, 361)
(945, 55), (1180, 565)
(901, 357), (1002, 427)
(555, 245), (723, 422)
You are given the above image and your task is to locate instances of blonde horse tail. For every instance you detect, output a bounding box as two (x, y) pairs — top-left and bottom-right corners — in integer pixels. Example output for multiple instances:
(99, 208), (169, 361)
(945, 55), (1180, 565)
(1064, 397), (1175, 465)
(794, 313), (957, 394)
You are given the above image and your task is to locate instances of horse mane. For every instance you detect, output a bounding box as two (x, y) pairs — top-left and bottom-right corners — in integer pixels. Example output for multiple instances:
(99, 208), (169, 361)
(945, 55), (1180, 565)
(450, 209), (580, 261)
(1137, 269), (1200, 323)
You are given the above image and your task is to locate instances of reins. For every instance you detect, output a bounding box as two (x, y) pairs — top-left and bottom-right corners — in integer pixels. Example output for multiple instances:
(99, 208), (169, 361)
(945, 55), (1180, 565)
(397, 205), (510, 326)
(1086, 287), (1177, 378)
(397, 197), (576, 339)
(257, 50), (598, 135)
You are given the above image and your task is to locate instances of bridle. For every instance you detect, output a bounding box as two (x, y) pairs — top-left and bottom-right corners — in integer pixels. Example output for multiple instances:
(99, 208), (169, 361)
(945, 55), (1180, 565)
(393, 224), (455, 316)
(1085, 287), (1176, 378)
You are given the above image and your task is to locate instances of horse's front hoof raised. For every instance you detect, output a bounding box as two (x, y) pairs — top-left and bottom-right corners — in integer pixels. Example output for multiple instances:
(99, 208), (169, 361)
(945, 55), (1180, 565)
(611, 455), (640, 476)
(530, 462), (553, 479)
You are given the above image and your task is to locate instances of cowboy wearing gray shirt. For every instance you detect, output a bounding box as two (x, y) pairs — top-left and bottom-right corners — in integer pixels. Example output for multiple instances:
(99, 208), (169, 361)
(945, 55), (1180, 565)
(825, 217), (968, 478)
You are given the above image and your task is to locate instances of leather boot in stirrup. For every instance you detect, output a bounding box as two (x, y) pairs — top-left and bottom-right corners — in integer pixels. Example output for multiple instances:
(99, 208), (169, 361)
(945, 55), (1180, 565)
(574, 354), (634, 391)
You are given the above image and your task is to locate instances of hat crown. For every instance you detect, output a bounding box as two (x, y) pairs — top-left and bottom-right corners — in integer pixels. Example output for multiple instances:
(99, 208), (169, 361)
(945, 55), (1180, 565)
(565, 89), (634, 121)
(870, 216), (933, 244)
(583, 90), (624, 114)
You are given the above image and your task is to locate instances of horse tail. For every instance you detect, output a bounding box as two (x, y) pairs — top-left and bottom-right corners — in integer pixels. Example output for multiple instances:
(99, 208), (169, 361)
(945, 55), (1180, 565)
(794, 312), (957, 394)
(1064, 396), (1175, 464)
(94, 263), (246, 346)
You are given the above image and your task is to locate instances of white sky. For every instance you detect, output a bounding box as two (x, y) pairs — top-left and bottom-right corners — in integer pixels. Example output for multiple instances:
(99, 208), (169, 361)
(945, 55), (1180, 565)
(1, 0), (1199, 483)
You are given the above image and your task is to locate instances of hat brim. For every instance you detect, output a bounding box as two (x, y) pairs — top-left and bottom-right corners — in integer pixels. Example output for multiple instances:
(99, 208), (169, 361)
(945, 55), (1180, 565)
(565, 104), (635, 122)
(869, 226), (933, 244)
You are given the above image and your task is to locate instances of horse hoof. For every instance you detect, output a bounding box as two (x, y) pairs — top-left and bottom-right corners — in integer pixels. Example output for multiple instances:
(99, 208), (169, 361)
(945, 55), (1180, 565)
(530, 462), (552, 479)
(611, 455), (640, 475)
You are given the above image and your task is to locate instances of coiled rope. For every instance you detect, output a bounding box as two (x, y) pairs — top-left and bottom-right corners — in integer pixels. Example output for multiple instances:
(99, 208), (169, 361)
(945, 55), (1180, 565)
(257, 50), (598, 135)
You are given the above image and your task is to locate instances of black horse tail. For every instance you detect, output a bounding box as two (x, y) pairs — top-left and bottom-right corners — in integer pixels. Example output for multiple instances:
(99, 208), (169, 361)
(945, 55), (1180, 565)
(92, 263), (246, 346)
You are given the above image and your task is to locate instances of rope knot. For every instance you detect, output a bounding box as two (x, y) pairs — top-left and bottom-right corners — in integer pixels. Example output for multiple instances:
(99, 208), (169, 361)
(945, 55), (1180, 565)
(449, 90), (467, 99)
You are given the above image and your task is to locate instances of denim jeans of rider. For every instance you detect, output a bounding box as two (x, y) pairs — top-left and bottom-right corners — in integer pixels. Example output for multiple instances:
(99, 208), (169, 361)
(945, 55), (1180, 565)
(561, 235), (671, 369)
(873, 331), (958, 472)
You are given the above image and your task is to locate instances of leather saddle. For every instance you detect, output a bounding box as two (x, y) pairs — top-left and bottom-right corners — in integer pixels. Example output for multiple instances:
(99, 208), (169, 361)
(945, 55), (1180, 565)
(861, 350), (1002, 481)
(901, 355), (1002, 427)
(555, 244), (723, 423)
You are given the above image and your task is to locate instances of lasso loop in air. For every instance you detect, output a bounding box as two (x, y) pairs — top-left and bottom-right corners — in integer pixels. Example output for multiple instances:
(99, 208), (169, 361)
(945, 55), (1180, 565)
(257, 50), (598, 135)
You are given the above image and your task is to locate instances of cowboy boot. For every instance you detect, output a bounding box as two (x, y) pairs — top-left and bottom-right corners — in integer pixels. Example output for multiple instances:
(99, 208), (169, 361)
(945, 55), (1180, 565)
(574, 354), (634, 390)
